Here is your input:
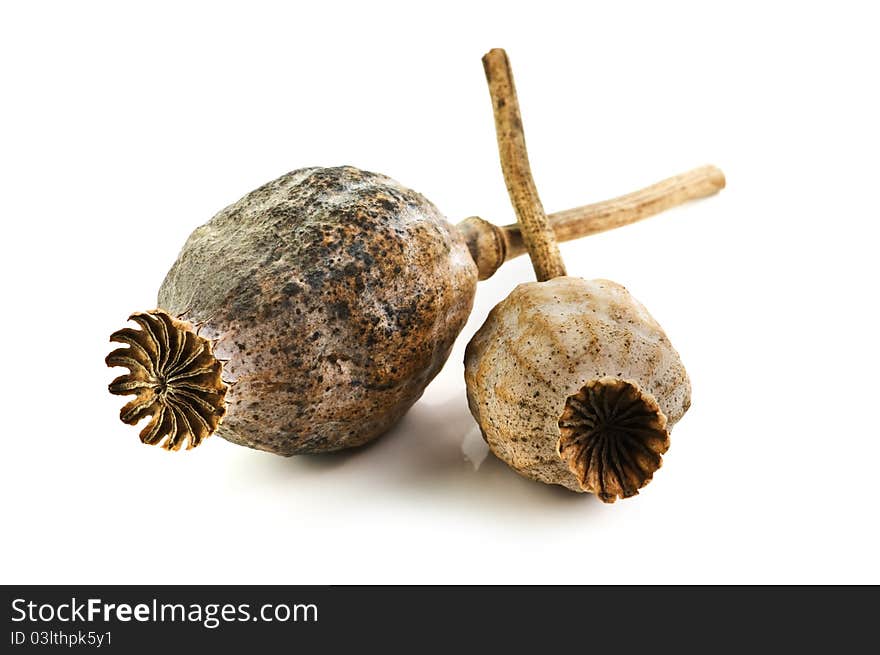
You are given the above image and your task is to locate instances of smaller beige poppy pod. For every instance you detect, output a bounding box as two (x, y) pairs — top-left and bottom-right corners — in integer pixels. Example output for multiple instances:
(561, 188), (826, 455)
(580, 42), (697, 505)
(467, 48), (700, 502)
(464, 276), (690, 501)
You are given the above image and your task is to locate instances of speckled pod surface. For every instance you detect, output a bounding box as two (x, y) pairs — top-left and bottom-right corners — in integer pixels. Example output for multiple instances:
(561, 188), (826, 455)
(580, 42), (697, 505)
(464, 276), (690, 500)
(158, 166), (477, 455)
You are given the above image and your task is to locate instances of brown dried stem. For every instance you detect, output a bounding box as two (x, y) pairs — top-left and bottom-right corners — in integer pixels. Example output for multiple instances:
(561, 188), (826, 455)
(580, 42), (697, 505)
(458, 165), (726, 281)
(510, 165), (724, 258)
(482, 47), (566, 282)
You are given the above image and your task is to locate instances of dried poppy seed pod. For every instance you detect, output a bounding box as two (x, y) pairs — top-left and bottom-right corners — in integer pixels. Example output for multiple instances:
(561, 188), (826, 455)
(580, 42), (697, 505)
(462, 48), (697, 501)
(112, 166), (477, 454)
(464, 277), (690, 500)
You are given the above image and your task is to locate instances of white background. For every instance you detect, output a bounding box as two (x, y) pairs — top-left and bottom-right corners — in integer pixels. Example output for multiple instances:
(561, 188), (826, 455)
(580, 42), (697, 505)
(1, 1), (878, 584)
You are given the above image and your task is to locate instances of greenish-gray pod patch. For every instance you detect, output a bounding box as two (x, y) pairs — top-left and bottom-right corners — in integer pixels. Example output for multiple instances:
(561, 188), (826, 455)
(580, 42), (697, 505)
(157, 166), (478, 455)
